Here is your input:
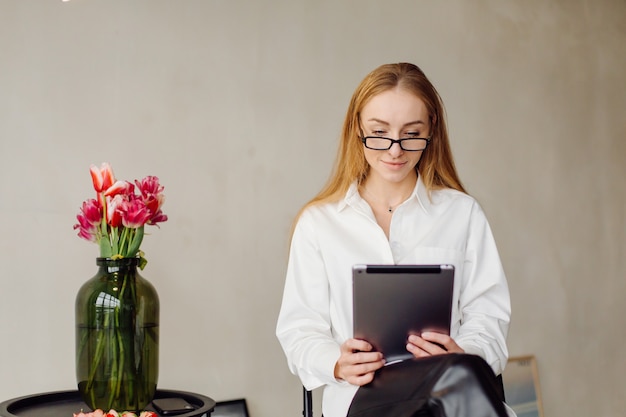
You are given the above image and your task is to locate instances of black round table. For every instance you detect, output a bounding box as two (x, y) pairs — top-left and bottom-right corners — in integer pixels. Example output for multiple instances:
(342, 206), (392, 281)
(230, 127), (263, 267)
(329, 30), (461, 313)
(0, 389), (215, 417)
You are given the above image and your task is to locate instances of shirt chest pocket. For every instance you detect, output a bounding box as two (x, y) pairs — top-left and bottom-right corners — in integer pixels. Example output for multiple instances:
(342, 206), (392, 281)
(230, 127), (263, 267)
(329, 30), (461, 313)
(407, 246), (465, 328)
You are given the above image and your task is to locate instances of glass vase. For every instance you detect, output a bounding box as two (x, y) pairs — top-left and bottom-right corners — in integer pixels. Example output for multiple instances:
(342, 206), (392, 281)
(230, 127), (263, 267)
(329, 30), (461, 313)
(76, 257), (159, 412)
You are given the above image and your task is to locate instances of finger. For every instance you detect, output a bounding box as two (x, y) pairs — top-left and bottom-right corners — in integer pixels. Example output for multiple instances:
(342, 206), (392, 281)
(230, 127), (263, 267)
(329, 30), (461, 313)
(344, 361), (384, 385)
(422, 332), (464, 353)
(339, 350), (384, 370)
(347, 371), (376, 387)
(352, 360), (385, 375)
(421, 332), (458, 353)
(406, 341), (430, 358)
(421, 332), (448, 346)
(337, 354), (384, 383)
(407, 334), (431, 349)
(342, 338), (375, 353)
(407, 335), (446, 355)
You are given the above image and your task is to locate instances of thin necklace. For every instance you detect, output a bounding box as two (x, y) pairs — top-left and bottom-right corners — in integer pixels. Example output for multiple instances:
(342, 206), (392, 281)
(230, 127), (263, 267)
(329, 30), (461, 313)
(361, 186), (410, 213)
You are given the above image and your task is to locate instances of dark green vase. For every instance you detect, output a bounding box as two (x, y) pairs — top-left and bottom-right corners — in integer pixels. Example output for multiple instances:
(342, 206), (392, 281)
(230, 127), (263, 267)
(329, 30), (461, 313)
(76, 257), (159, 412)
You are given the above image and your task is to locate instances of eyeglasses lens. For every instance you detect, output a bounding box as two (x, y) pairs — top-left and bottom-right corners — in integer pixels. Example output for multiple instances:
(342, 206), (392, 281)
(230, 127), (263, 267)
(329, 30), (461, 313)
(364, 137), (428, 151)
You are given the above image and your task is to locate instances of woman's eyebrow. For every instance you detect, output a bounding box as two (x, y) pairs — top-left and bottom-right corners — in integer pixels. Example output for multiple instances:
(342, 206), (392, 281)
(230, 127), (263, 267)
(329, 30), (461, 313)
(402, 120), (426, 128)
(365, 118), (390, 125)
(365, 118), (426, 127)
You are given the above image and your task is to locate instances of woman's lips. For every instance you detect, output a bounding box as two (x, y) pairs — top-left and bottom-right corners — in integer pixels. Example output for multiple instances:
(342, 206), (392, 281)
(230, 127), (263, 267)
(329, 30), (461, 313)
(382, 161), (407, 170)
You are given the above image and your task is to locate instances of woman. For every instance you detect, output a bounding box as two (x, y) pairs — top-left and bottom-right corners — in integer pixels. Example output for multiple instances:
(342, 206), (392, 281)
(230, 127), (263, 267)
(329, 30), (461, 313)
(276, 63), (512, 417)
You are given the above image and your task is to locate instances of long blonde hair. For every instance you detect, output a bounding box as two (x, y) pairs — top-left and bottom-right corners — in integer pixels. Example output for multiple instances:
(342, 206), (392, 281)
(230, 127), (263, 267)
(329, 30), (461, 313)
(295, 63), (465, 225)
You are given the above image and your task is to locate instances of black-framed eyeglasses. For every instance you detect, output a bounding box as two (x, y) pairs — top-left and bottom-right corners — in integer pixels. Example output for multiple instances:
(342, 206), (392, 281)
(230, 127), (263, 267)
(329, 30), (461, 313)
(361, 136), (431, 151)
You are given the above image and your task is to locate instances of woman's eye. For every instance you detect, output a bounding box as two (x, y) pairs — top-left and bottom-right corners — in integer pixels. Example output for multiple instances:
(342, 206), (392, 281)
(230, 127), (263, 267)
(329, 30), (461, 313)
(372, 130), (386, 136)
(404, 132), (421, 138)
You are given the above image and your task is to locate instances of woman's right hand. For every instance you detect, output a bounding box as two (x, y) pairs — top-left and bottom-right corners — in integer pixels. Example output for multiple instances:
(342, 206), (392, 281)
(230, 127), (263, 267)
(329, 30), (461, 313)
(334, 338), (385, 386)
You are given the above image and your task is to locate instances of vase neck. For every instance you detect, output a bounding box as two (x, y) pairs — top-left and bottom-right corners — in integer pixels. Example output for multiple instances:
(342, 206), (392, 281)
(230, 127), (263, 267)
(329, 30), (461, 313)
(96, 257), (139, 274)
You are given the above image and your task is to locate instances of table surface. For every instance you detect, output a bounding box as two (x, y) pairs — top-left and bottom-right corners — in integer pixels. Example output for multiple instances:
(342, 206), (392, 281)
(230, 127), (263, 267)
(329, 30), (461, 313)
(0, 389), (216, 417)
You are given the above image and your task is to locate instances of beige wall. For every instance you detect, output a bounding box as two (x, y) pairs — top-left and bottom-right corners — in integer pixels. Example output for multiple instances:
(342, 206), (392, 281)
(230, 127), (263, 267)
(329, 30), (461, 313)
(1, 1), (624, 416)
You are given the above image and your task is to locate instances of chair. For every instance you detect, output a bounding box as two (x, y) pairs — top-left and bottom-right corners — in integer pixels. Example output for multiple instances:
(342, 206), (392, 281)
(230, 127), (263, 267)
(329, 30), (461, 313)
(303, 387), (313, 417)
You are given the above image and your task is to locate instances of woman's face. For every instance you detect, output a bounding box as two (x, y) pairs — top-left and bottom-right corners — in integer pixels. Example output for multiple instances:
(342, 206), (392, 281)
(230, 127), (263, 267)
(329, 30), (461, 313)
(359, 88), (431, 186)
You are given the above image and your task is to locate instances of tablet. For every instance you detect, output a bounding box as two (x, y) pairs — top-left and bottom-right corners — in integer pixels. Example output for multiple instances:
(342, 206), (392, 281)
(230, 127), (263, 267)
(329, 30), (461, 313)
(352, 264), (454, 364)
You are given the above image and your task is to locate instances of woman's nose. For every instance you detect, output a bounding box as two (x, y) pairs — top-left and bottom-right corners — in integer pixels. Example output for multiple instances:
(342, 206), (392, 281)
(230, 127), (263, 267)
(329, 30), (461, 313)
(388, 141), (404, 156)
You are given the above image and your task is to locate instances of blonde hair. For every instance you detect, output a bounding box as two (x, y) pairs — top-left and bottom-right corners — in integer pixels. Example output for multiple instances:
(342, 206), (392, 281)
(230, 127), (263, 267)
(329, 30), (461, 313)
(295, 63), (466, 225)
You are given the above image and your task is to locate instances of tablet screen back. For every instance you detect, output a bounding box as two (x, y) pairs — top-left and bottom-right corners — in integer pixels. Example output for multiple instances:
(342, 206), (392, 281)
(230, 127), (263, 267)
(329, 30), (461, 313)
(352, 264), (454, 363)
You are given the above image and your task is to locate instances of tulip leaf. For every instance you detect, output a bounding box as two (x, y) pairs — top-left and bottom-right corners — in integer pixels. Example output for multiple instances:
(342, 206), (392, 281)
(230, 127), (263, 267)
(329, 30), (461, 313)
(126, 226), (144, 258)
(138, 252), (148, 270)
(99, 237), (112, 258)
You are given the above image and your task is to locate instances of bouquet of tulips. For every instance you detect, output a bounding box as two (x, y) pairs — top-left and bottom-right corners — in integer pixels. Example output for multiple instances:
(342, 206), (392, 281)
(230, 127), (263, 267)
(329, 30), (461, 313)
(74, 162), (167, 268)
(73, 410), (157, 417)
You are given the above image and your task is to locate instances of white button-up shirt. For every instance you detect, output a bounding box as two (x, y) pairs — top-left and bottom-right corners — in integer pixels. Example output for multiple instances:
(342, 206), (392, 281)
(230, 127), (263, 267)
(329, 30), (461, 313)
(276, 176), (511, 417)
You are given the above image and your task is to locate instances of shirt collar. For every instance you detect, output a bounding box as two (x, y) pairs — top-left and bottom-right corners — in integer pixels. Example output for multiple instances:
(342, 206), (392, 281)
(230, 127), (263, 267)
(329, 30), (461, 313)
(340, 174), (433, 214)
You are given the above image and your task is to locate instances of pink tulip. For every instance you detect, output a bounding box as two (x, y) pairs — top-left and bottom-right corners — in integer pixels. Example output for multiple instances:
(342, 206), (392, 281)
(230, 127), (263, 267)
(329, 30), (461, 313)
(135, 176), (164, 198)
(74, 223), (98, 242)
(147, 209), (168, 226)
(142, 194), (162, 215)
(74, 199), (102, 242)
(73, 411), (103, 417)
(90, 163), (116, 193)
(121, 198), (152, 228)
(142, 195), (168, 225)
(139, 412), (158, 417)
(74, 227), (92, 241)
(104, 180), (135, 198)
(80, 199), (102, 223)
(135, 176), (167, 226)
(106, 194), (126, 228)
(75, 215), (91, 230)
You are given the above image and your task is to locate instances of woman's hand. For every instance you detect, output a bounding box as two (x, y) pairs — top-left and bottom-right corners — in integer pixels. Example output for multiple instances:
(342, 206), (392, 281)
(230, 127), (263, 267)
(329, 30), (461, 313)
(334, 339), (385, 386)
(406, 332), (465, 358)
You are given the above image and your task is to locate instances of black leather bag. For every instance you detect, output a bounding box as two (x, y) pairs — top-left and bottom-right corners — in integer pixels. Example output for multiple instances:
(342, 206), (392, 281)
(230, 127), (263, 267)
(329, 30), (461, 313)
(347, 354), (508, 417)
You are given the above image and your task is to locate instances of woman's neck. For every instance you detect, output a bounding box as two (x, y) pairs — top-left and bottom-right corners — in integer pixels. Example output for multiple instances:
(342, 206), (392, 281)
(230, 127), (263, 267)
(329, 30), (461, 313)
(360, 174), (417, 213)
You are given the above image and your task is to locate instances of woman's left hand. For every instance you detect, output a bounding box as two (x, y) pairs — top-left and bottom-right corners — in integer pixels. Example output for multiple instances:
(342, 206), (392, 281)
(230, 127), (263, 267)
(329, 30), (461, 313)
(406, 332), (464, 358)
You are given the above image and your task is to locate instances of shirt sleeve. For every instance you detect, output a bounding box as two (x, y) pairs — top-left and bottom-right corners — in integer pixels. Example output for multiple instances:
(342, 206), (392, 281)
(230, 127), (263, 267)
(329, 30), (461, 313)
(454, 201), (511, 375)
(275, 210), (345, 390)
